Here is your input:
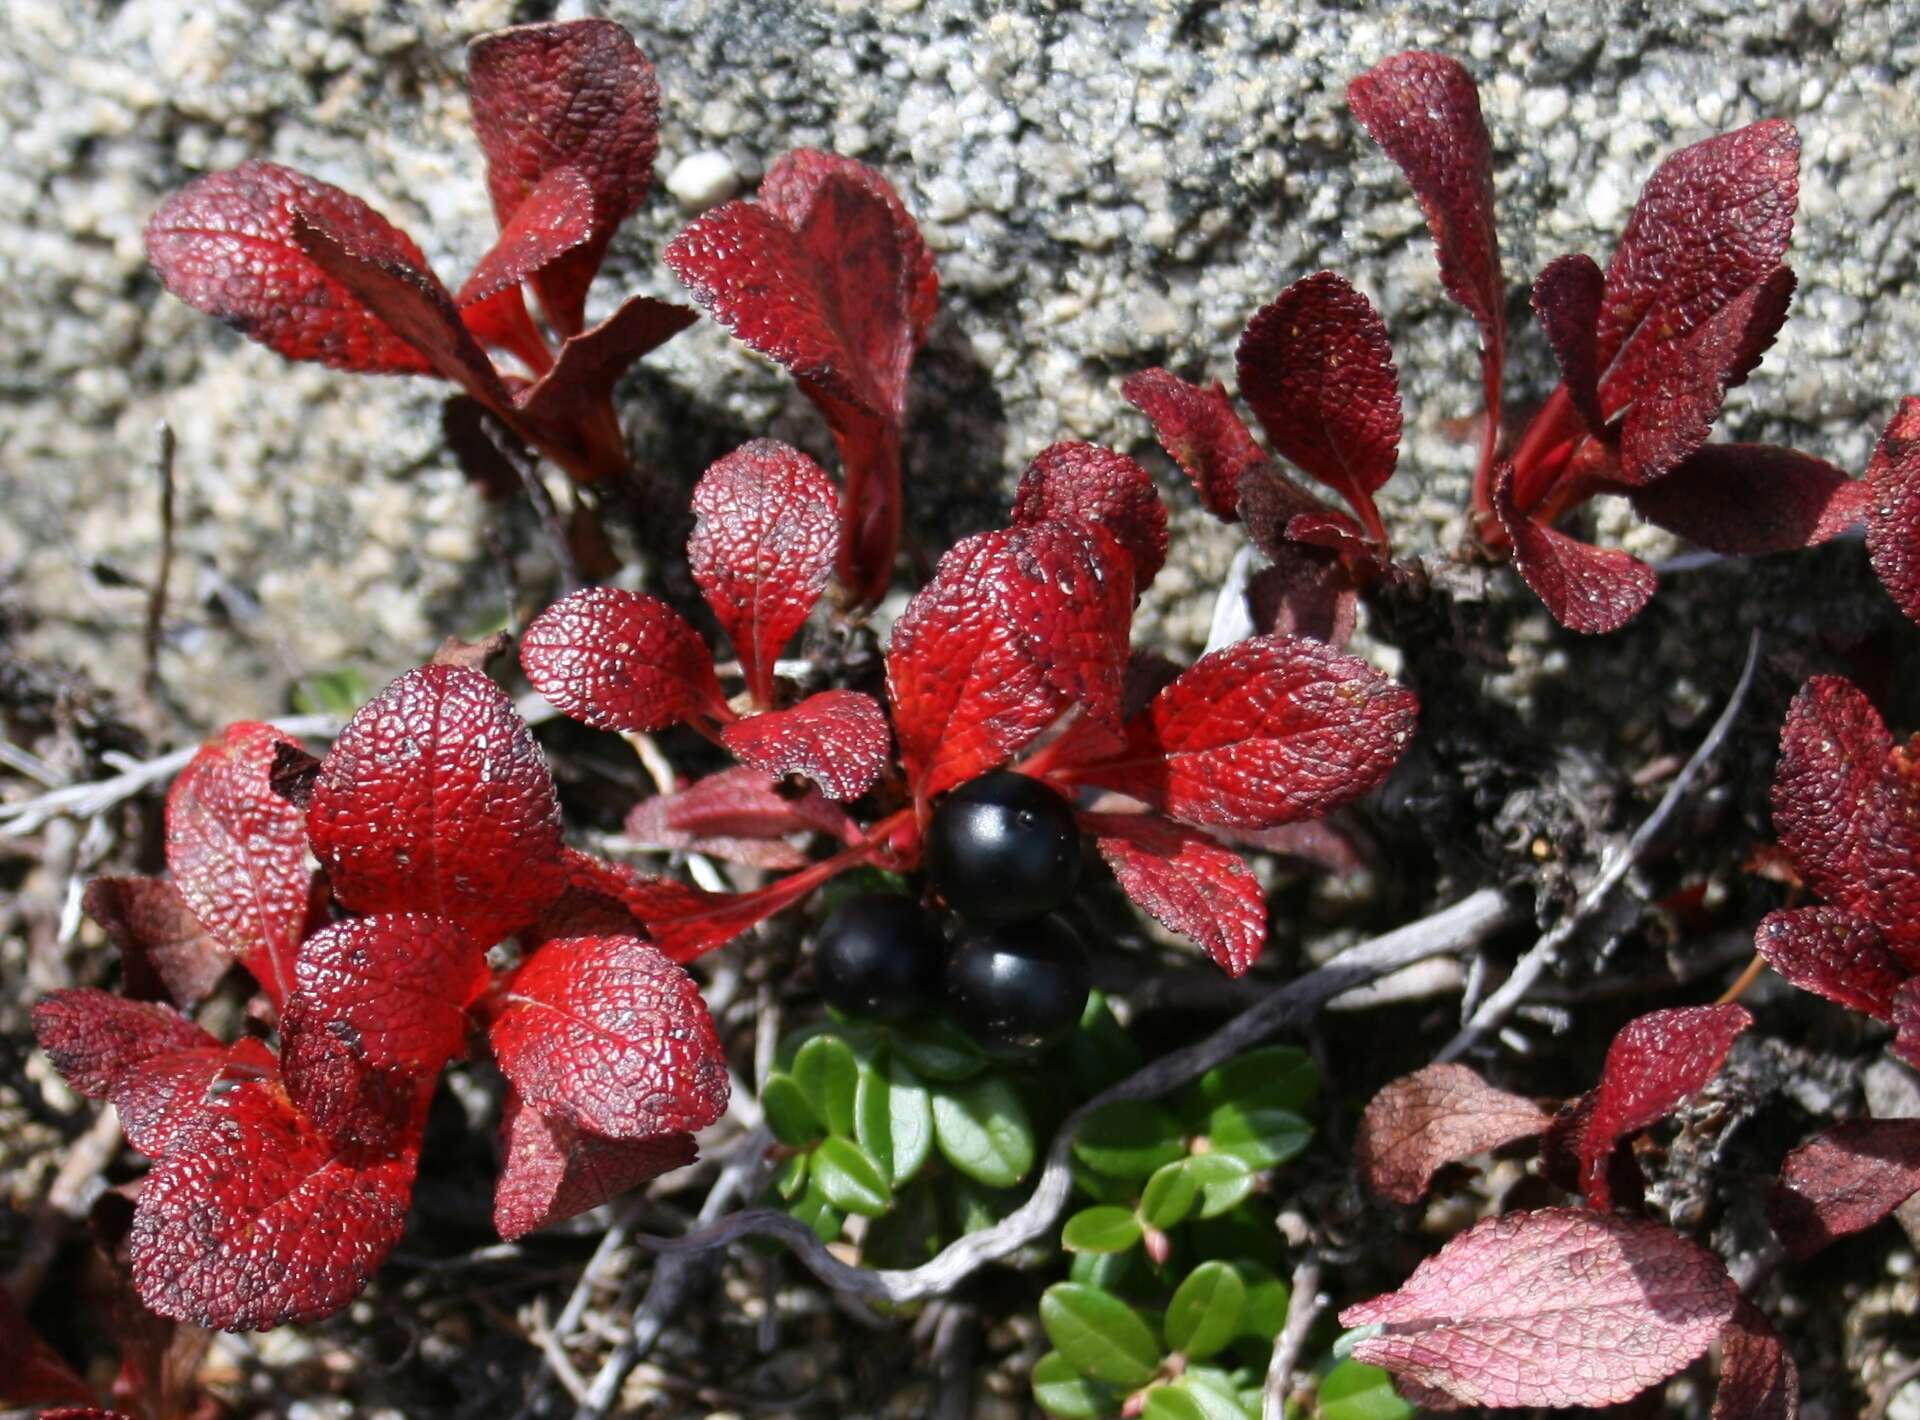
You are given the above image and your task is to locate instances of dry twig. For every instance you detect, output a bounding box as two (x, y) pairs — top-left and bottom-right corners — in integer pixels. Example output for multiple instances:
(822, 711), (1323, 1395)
(1262, 1254), (1324, 1420)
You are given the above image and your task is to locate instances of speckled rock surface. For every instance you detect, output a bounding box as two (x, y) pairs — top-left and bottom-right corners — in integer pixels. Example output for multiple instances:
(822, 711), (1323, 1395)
(2, 0), (1916, 728)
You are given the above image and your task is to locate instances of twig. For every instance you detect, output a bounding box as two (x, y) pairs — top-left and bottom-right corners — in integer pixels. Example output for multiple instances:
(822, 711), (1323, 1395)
(143, 422), (177, 699)
(627, 888), (1517, 1304)
(1869, 1354), (1920, 1420)
(1262, 1254), (1324, 1420)
(497, 421), (581, 593)
(1434, 630), (1762, 1064)
(528, 1296), (591, 1404)
(7, 1109), (124, 1298)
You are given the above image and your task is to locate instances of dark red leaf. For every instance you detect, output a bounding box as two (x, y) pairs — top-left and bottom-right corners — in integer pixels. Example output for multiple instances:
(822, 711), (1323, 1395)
(1576, 1004), (1751, 1207)
(1771, 675), (1920, 952)
(554, 849), (823, 962)
(1236, 462), (1340, 561)
(1714, 1300), (1800, 1420)
(1347, 52), (1505, 393)
(0, 1288), (93, 1408)
(468, 19), (660, 337)
(309, 665), (567, 944)
(129, 1077), (419, 1331)
(623, 766), (859, 868)
(494, 1090), (696, 1240)
(1245, 550), (1360, 647)
(1120, 369), (1266, 521)
(1632, 442), (1860, 554)
(1755, 907), (1908, 1020)
(166, 721), (314, 1007)
(144, 160), (433, 373)
(1595, 121), (1800, 416)
(887, 521), (1134, 801)
(719, 690), (890, 802)
(1532, 252), (1607, 435)
(456, 165), (595, 311)
(1897, 980), (1920, 1071)
(1867, 397), (1920, 625)
(1340, 1207), (1737, 1407)
(687, 440), (840, 706)
(1355, 1063), (1552, 1205)
(1769, 1118), (1920, 1260)
(521, 586), (728, 732)
(1493, 464), (1657, 634)
(110, 1036), (277, 1160)
(1236, 271), (1402, 511)
(32, 990), (216, 1098)
(1051, 634), (1417, 831)
(1011, 442), (1169, 592)
(488, 933), (729, 1139)
(1080, 811), (1267, 977)
(83, 876), (228, 1009)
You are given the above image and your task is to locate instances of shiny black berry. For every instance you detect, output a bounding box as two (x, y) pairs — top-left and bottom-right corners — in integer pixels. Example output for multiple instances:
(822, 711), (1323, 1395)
(925, 770), (1082, 923)
(944, 917), (1091, 1052)
(811, 894), (946, 1022)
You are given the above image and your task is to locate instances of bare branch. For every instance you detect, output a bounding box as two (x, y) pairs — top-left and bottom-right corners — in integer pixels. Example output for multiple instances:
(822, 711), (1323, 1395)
(1262, 1254), (1324, 1420)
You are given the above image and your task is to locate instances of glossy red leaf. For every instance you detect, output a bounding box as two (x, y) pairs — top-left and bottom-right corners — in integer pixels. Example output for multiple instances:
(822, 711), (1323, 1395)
(1120, 368), (1266, 522)
(1347, 52), (1505, 394)
(623, 766), (859, 867)
(1768, 1118), (1920, 1260)
(33, 990), (217, 1098)
(687, 440), (840, 706)
(1533, 252), (1607, 435)
(166, 721), (313, 1007)
(1080, 811), (1268, 977)
(308, 665), (567, 944)
(719, 690), (891, 802)
(1755, 907), (1908, 1020)
(1493, 465), (1657, 634)
(456, 166), (594, 309)
(110, 1036), (277, 1160)
(83, 876), (228, 1009)
(1594, 121), (1799, 415)
(1011, 442), (1169, 592)
(888, 521), (1134, 800)
(1340, 1208), (1737, 1408)
(494, 1090), (696, 1240)
(129, 1076), (419, 1331)
(488, 933), (728, 1139)
(1714, 1300), (1800, 1420)
(521, 586), (728, 732)
(1355, 1063), (1552, 1205)
(1771, 675), (1920, 950)
(1237, 271), (1402, 510)
(468, 19), (660, 337)
(1866, 397), (1920, 625)
(1052, 634), (1417, 831)
(555, 849), (825, 962)
(1632, 442), (1860, 554)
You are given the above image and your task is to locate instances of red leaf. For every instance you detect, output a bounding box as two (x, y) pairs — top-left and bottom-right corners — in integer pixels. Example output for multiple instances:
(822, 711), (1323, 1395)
(309, 664), (567, 943)
(1533, 252), (1607, 435)
(687, 440), (840, 706)
(1493, 465), (1657, 634)
(1771, 675), (1920, 952)
(110, 1036), (277, 1159)
(554, 849), (822, 962)
(624, 766), (859, 868)
(1011, 442), (1169, 592)
(1120, 368), (1266, 521)
(1080, 811), (1268, 977)
(521, 586), (728, 732)
(1755, 907), (1908, 1020)
(1768, 1118), (1920, 1260)
(488, 933), (729, 1139)
(1714, 1300), (1800, 1420)
(1340, 1207), (1737, 1408)
(719, 690), (891, 802)
(1245, 550), (1360, 647)
(1051, 634), (1417, 831)
(32, 990), (216, 1098)
(1632, 442), (1860, 554)
(468, 19), (660, 337)
(1355, 1063), (1552, 1205)
(1236, 271), (1402, 511)
(166, 721), (313, 1007)
(144, 161), (434, 373)
(1236, 462), (1340, 561)
(129, 1077), (419, 1331)
(887, 521), (1134, 800)
(493, 1090), (695, 1240)
(83, 876), (229, 1009)
(1896, 979), (1920, 1071)
(1594, 121), (1799, 417)
(1575, 1004), (1751, 1208)
(1866, 397), (1920, 625)
(1347, 52), (1505, 393)
(456, 165), (595, 310)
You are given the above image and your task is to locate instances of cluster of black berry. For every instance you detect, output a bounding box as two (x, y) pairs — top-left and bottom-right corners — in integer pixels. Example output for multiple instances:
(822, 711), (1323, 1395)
(812, 771), (1093, 1053)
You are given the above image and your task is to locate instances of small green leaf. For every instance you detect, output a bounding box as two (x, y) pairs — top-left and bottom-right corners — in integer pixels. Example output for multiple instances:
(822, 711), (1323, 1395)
(882, 1055), (934, 1184)
(773, 1151), (810, 1201)
(1191, 1046), (1318, 1117)
(1039, 1283), (1161, 1388)
(854, 1060), (894, 1180)
(762, 1072), (826, 1148)
(1179, 1369), (1260, 1420)
(1203, 1103), (1312, 1170)
(794, 1035), (860, 1137)
(1142, 1385), (1209, 1420)
(788, 1177), (844, 1243)
(1069, 1246), (1138, 1292)
(891, 1017), (989, 1080)
(1231, 1262), (1290, 1343)
(1140, 1161), (1200, 1229)
(1069, 990), (1143, 1094)
(1074, 1100), (1187, 1179)
(932, 1074), (1035, 1186)
(811, 1135), (892, 1217)
(1183, 1152), (1256, 1218)
(1063, 1205), (1143, 1254)
(942, 1173), (1020, 1235)
(1165, 1261), (1246, 1360)
(1316, 1360), (1412, 1420)
(1032, 1351), (1122, 1420)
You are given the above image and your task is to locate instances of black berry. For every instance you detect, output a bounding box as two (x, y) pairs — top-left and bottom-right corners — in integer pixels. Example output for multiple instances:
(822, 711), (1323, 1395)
(925, 770), (1082, 923)
(944, 916), (1091, 1052)
(811, 894), (946, 1022)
